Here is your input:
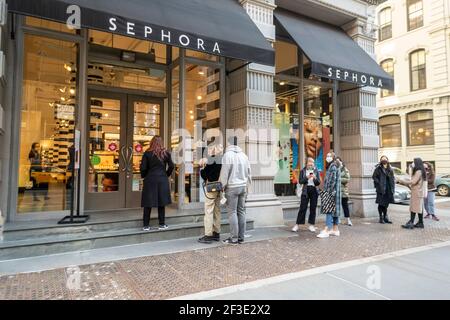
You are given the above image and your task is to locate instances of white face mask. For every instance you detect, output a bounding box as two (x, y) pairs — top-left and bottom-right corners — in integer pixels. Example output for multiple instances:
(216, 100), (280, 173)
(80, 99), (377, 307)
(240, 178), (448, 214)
(326, 157), (333, 163)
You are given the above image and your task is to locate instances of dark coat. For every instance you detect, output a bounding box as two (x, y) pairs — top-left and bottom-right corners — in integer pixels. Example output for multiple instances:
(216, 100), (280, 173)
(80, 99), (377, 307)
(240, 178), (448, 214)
(200, 156), (222, 183)
(298, 167), (321, 196)
(140, 151), (175, 208)
(372, 164), (395, 206)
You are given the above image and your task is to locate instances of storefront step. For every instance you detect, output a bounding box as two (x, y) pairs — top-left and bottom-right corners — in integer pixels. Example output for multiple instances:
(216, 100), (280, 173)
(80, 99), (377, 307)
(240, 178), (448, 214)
(4, 212), (229, 241)
(0, 219), (254, 261)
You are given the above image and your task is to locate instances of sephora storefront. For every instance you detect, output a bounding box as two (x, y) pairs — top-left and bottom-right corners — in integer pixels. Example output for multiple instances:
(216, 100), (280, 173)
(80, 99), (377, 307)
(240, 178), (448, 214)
(0, 0), (392, 228)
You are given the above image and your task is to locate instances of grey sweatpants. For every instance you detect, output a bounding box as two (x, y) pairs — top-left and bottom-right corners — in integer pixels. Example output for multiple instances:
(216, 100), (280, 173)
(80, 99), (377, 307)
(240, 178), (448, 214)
(225, 186), (247, 240)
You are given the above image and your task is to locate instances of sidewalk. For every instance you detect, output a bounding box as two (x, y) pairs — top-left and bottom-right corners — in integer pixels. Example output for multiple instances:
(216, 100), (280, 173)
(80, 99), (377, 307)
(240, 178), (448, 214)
(1, 203), (449, 300)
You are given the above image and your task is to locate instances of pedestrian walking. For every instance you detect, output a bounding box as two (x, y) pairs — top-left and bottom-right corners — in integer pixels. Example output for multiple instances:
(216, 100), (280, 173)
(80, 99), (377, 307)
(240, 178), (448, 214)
(292, 157), (320, 233)
(372, 156), (395, 224)
(337, 157), (352, 226)
(398, 158), (427, 229)
(198, 144), (224, 244)
(219, 139), (251, 245)
(424, 162), (439, 221)
(140, 136), (175, 231)
(317, 152), (342, 239)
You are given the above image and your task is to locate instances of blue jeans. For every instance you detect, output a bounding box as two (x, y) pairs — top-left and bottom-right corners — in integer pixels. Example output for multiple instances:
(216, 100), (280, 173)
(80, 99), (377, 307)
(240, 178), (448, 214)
(326, 213), (340, 229)
(424, 191), (435, 215)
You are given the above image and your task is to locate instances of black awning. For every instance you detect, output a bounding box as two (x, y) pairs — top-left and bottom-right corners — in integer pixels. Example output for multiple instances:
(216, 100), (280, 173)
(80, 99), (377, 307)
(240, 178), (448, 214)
(7, 0), (275, 66)
(274, 9), (394, 90)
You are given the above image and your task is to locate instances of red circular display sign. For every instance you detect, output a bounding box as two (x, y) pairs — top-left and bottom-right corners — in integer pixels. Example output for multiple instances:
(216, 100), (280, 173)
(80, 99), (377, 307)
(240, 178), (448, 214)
(135, 144), (143, 153)
(108, 143), (118, 152)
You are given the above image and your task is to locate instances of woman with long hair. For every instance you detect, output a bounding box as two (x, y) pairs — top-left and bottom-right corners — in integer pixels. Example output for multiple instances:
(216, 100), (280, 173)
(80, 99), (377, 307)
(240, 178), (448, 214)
(372, 156), (395, 224)
(140, 136), (174, 231)
(424, 162), (439, 221)
(399, 158), (427, 229)
(292, 157), (321, 234)
(317, 152), (342, 239)
(337, 157), (352, 226)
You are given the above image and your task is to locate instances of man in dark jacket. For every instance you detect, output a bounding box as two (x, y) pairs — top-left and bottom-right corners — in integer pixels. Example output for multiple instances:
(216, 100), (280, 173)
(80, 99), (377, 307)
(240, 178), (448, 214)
(198, 145), (223, 244)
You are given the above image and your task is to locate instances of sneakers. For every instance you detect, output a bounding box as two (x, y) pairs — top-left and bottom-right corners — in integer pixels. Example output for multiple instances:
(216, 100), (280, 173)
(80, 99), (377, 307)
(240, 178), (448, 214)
(223, 237), (238, 245)
(308, 225), (318, 233)
(316, 231), (330, 239)
(158, 224), (169, 230)
(143, 227), (151, 232)
(402, 221), (415, 230)
(238, 238), (244, 244)
(292, 225), (299, 233)
(212, 232), (221, 241)
(432, 215), (440, 222)
(329, 230), (340, 237)
(198, 236), (214, 244)
(414, 222), (425, 229)
(347, 219), (353, 226)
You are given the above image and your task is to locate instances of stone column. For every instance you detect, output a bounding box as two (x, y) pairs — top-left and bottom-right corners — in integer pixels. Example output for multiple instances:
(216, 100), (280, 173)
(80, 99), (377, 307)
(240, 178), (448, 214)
(339, 17), (380, 218)
(225, 0), (284, 227)
(0, 0), (7, 232)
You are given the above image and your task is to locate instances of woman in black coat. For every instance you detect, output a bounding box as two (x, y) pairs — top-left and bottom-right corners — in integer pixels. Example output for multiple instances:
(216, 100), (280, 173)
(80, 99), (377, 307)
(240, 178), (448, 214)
(140, 136), (174, 231)
(372, 155), (395, 224)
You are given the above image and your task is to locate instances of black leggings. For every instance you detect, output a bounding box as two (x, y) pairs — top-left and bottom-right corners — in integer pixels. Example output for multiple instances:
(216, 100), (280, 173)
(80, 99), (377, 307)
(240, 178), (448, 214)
(143, 207), (165, 227)
(296, 186), (318, 225)
(378, 205), (389, 216)
(342, 197), (350, 218)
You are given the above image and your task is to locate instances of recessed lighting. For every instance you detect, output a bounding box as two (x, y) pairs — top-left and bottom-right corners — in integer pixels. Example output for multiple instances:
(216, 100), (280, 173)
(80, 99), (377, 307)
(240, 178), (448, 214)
(197, 96), (203, 101)
(64, 64), (72, 72)
(60, 97), (66, 102)
(190, 115), (194, 120)
(69, 88), (76, 95)
(105, 113), (109, 117)
(280, 82), (286, 86)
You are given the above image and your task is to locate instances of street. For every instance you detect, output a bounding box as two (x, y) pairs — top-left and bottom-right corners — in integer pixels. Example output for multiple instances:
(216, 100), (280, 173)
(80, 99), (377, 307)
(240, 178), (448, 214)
(0, 200), (449, 300)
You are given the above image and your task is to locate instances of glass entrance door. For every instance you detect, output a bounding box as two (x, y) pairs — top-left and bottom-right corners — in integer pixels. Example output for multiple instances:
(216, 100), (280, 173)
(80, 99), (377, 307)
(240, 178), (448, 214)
(85, 91), (162, 210)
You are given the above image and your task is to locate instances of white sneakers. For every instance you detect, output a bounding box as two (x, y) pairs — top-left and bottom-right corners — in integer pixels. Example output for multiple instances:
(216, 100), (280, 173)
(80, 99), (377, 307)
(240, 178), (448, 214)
(292, 225), (318, 233)
(347, 219), (353, 226)
(317, 229), (340, 238)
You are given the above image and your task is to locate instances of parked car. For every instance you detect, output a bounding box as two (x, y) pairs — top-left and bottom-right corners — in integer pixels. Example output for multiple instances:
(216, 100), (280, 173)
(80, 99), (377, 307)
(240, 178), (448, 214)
(394, 184), (411, 204)
(436, 175), (450, 197)
(392, 167), (410, 185)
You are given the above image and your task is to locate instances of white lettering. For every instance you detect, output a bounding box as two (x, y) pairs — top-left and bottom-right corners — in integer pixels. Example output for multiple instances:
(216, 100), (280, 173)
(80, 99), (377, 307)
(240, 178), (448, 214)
(328, 67), (333, 77)
(109, 18), (117, 31)
(127, 22), (135, 36)
(161, 30), (171, 43)
(336, 69), (341, 79)
(179, 35), (190, 47)
(145, 26), (153, 38)
(66, 5), (81, 30)
(213, 42), (221, 54)
(197, 38), (205, 51)
(352, 73), (358, 83)
(361, 75), (367, 84)
(378, 79), (384, 87)
(344, 71), (349, 80)
(370, 77), (375, 86)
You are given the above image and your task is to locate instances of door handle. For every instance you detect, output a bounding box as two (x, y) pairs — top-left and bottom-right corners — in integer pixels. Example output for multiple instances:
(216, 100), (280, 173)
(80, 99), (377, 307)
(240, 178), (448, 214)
(120, 146), (128, 172)
(127, 146), (133, 173)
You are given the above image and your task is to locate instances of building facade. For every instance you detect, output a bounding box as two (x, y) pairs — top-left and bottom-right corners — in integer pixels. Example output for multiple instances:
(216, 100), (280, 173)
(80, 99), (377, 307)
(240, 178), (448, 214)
(376, 0), (450, 177)
(0, 0), (391, 234)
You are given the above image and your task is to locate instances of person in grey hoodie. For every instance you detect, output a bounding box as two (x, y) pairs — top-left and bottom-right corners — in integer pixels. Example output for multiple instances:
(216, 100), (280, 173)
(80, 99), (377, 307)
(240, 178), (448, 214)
(219, 141), (252, 245)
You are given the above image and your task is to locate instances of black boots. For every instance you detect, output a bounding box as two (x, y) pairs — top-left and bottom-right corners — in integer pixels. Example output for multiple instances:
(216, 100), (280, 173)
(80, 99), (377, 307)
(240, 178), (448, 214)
(402, 212), (417, 230)
(383, 214), (393, 224)
(379, 213), (385, 224)
(414, 214), (424, 229)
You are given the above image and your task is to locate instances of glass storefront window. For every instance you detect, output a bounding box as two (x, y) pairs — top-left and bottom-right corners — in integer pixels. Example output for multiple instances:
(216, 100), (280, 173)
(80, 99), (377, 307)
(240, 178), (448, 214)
(26, 16), (77, 34)
(87, 63), (167, 93)
(379, 115), (402, 147)
(407, 110), (434, 146)
(184, 64), (221, 204)
(88, 30), (167, 64)
(17, 35), (78, 213)
(274, 81), (333, 197)
(171, 66), (181, 203)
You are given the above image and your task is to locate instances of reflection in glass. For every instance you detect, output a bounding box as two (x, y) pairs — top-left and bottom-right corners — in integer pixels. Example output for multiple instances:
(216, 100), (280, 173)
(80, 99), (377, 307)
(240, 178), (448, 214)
(17, 35), (78, 213)
(88, 98), (121, 193)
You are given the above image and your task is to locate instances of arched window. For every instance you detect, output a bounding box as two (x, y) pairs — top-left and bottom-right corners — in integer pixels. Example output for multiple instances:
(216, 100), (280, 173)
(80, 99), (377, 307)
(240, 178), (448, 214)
(378, 7), (392, 41)
(410, 49), (427, 91)
(407, 0), (424, 31)
(380, 59), (394, 97)
(379, 115), (402, 148)
(407, 110), (434, 146)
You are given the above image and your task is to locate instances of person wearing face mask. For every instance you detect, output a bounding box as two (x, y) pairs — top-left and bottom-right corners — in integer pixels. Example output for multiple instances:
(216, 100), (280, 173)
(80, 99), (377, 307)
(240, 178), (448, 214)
(424, 162), (439, 221)
(372, 156), (395, 224)
(398, 158), (427, 229)
(317, 152), (342, 238)
(337, 157), (352, 226)
(292, 157), (321, 233)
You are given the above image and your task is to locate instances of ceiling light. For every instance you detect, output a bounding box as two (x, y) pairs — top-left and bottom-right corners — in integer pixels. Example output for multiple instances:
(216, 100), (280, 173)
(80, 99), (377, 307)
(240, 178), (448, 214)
(69, 88), (76, 95)
(197, 96), (203, 101)
(59, 87), (66, 93)
(64, 64), (72, 72)
(280, 82), (286, 86)
(190, 115), (194, 120)
(60, 97), (66, 102)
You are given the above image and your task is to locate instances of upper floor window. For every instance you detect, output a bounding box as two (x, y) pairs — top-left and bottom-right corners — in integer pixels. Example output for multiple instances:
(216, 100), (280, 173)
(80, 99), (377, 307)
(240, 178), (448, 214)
(379, 7), (393, 41)
(379, 115), (402, 148)
(380, 59), (395, 98)
(407, 0), (424, 31)
(410, 49), (427, 91)
(407, 110), (434, 146)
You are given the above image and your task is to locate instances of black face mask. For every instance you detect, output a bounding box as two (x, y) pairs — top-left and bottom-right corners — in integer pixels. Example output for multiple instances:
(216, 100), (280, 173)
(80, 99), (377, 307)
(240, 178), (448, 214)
(381, 160), (388, 166)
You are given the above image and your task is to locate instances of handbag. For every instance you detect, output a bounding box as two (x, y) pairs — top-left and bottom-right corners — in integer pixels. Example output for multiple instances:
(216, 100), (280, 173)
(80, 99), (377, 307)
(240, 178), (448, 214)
(202, 181), (223, 200)
(320, 189), (336, 213)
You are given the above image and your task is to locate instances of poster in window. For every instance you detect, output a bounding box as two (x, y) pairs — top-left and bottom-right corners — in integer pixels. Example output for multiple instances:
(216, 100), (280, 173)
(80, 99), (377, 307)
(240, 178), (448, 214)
(304, 117), (324, 173)
(274, 112), (291, 184)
